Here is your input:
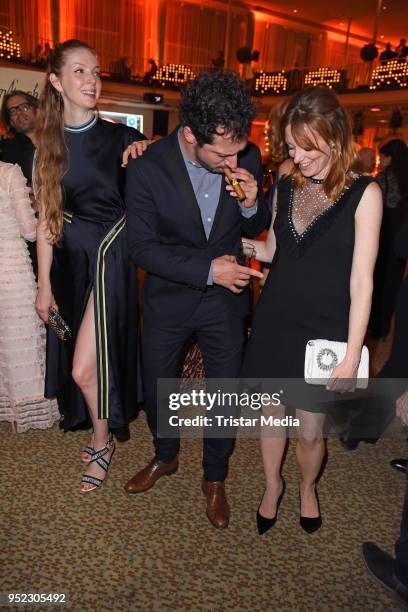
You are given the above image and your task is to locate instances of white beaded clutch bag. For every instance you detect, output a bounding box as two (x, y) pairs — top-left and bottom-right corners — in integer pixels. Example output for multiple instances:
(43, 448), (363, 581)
(304, 340), (369, 389)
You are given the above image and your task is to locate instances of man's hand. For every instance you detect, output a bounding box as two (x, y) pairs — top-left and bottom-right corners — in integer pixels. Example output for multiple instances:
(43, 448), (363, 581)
(212, 255), (263, 294)
(225, 166), (258, 208)
(121, 140), (153, 167)
(396, 390), (408, 427)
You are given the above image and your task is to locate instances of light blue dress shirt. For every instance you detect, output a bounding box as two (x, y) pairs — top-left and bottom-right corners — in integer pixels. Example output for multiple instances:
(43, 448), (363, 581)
(178, 130), (257, 284)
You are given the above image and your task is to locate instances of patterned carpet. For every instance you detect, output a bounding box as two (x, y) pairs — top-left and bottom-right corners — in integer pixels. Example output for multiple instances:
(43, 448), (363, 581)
(1, 414), (406, 612)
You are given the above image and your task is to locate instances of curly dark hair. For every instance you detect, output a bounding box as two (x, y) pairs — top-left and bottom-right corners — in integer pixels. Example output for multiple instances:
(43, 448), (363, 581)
(180, 71), (256, 146)
(1, 90), (39, 132)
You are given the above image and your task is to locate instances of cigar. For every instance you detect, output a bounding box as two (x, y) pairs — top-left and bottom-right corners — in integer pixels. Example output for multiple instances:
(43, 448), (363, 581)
(224, 166), (246, 202)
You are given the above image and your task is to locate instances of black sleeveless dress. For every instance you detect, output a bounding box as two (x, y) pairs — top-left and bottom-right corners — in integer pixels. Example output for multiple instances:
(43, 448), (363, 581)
(45, 116), (144, 431)
(242, 174), (373, 412)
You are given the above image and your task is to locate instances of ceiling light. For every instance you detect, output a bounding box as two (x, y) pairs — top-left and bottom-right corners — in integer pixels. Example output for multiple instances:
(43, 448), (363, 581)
(370, 107), (381, 112)
(293, 9), (298, 13)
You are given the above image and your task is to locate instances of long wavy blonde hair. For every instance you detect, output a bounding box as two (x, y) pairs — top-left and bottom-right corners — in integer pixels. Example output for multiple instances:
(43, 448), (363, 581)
(35, 39), (96, 244)
(280, 87), (359, 201)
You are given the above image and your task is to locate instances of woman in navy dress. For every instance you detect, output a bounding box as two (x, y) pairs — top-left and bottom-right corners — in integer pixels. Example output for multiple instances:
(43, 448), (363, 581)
(242, 88), (382, 533)
(35, 40), (145, 492)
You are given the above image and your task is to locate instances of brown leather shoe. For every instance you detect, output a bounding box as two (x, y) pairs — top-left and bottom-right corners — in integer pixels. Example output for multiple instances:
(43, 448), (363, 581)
(202, 478), (230, 529)
(124, 456), (178, 494)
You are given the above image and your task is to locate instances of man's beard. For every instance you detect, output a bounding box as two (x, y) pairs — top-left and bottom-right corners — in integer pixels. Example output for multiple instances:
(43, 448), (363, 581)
(16, 126), (34, 135)
(195, 156), (223, 174)
(14, 121), (35, 135)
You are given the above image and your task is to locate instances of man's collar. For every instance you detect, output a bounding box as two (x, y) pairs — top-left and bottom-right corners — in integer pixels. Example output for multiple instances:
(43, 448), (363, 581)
(178, 127), (203, 169)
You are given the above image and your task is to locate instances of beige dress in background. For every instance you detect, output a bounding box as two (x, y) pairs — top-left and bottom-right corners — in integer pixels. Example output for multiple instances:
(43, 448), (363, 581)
(0, 161), (60, 432)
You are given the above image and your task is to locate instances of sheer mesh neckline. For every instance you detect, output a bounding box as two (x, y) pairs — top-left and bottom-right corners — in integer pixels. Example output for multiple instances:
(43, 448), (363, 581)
(291, 181), (335, 235)
(273, 174), (369, 258)
(289, 177), (359, 238)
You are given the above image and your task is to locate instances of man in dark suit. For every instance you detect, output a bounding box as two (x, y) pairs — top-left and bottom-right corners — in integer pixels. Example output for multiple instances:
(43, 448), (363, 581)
(0, 90), (38, 184)
(1, 90), (38, 273)
(124, 71), (269, 528)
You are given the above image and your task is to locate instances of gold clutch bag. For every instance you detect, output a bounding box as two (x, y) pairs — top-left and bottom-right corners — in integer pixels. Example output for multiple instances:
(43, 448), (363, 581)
(48, 307), (72, 342)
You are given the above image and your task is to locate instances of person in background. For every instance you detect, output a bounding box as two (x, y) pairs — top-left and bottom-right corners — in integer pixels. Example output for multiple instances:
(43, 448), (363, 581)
(287, 63), (302, 94)
(370, 139), (408, 339)
(344, 169), (408, 609)
(0, 161), (59, 432)
(340, 214), (408, 451)
(143, 59), (158, 85)
(1, 91), (39, 273)
(357, 147), (376, 175)
(118, 56), (132, 81)
(0, 91), (38, 185)
(379, 43), (396, 63)
(211, 50), (225, 69)
(40, 42), (52, 66)
(395, 38), (408, 59)
(34, 43), (43, 64)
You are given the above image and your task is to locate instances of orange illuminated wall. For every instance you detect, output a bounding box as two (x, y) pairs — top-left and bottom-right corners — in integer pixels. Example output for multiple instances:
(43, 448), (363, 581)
(162, 0), (247, 70)
(251, 120), (268, 156)
(58, 0), (157, 73)
(253, 12), (315, 71)
(1, 0), (52, 47)
(252, 9), (371, 71)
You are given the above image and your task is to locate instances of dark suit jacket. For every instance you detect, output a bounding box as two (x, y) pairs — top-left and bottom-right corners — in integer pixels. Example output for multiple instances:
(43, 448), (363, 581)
(0, 133), (35, 184)
(125, 128), (269, 324)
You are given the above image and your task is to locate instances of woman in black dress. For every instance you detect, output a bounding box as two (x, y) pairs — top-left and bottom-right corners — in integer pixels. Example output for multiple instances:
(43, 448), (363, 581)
(370, 139), (408, 339)
(34, 40), (145, 492)
(242, 88), (382, 533)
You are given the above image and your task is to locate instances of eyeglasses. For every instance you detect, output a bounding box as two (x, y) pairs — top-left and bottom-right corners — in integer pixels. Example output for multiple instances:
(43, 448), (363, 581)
(8, 102), (34, 117)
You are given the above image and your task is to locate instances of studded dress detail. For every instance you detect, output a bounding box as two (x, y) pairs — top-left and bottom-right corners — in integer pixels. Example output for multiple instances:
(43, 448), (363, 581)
(242, 174), (373, 411)
(0, 162), (60, 432)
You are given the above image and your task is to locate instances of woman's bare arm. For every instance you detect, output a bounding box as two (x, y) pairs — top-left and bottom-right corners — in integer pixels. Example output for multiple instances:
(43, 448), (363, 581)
(327, 181), (383, 390)
(35, 213), (57, 323)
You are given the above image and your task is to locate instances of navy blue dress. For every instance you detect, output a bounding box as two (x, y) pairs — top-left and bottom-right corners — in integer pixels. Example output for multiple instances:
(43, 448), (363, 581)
(45, 116), (144, 431)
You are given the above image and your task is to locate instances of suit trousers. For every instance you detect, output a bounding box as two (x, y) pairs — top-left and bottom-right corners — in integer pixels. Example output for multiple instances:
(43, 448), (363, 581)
(142, 288), (246, 481)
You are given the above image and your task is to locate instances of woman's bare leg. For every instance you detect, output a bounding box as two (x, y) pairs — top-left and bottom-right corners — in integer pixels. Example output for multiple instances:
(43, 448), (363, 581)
(259, 403), (287, 518)
(72, 293), (113, 491)
(296, 409), (326, 517)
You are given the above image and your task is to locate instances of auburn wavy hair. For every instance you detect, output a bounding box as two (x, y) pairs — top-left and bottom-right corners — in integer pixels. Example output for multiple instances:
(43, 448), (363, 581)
(267, 98), (290, 164)
(280, 87), (359, 201)
(35, 39), (96, 244)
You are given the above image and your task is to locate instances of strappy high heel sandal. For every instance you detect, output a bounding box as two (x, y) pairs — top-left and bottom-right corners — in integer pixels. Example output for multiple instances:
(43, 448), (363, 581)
(81, 445), (95, 463)
(80, 434), (115, 493)
(81, 433), (95, 463)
